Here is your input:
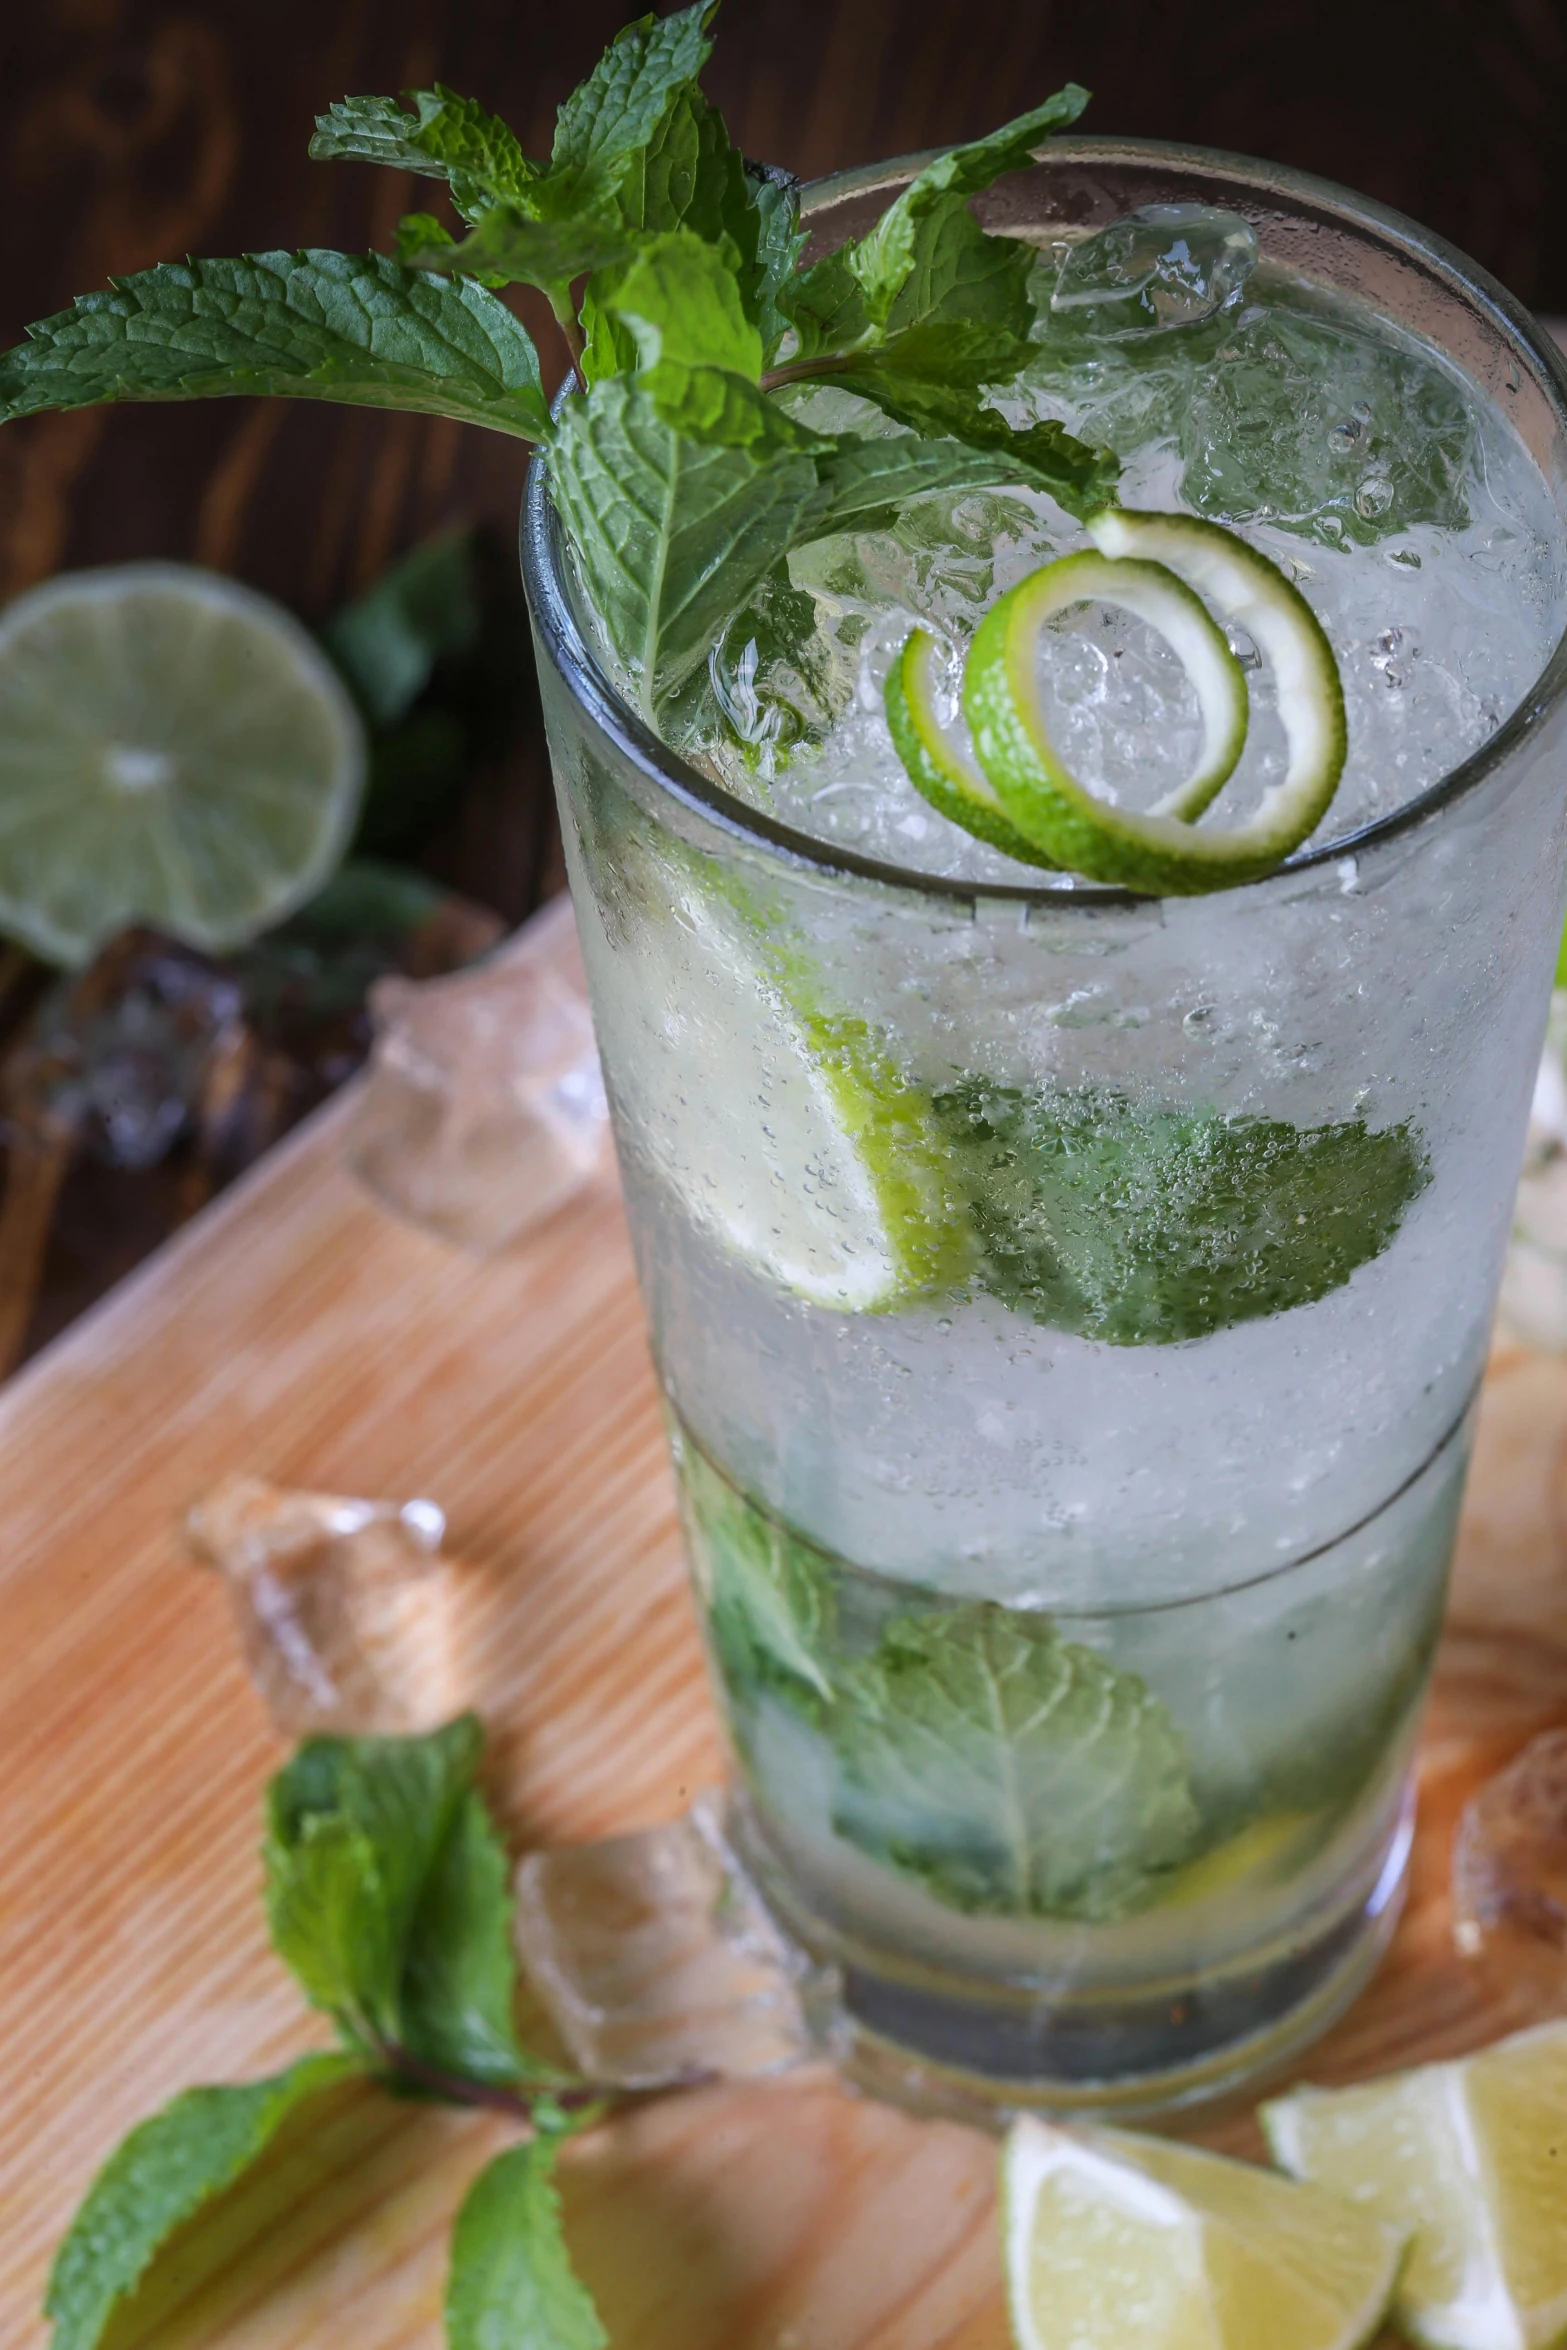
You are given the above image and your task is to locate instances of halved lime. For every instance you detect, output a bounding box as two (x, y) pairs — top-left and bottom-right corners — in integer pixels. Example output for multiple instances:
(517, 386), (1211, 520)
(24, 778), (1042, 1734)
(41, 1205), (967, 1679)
(962, 510), (1344, 894)
(1003, 2117), (1405, 2350)
(1263, 2021), (1567, 2350)
(0, 563), (366, 964)
(572, 841), (971, 1312)
(884, 629), (1060, 868)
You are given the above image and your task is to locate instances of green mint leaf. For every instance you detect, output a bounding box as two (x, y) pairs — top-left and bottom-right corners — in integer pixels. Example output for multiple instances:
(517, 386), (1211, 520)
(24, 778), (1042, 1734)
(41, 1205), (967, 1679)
(815, 323), (1119, 517)
(548, 377), (825, 712)
(0, 252), (550, 441)
(847, 86), (1089, 326)
(312, 88), (536, 224)
(264, 1714), (485, 2053)
(603, 227), (762, 378)
(934, 1081), (1429, 1345)
(446, 2135), (608, 2350)
(324, 526), (483, 725)
(405, 206), (635, 310)
(678, 1434), (834, 1710)
(595, 226), (819, 451)
(807, 431), (1043, 537)
(746, 161), (806, 358)
(401, 1787), (559, 2088)
(831, 1602), (1201, 1920)
(550, 2), (718, 204)
(45, 2052), (361, 2350)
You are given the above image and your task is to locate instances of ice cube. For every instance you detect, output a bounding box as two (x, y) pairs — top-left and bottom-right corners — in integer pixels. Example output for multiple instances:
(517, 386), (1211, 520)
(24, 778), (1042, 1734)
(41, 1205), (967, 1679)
(1453, 1730), (1567, 1976)
(1049, 205), (1258, 338)
(1177, 307), (1473, 548)
(347, 953), (611, 1255)
(2, 927), (246, 1169)
(186, 1473), (455, 1735)
(513, 1797), (822, 2088)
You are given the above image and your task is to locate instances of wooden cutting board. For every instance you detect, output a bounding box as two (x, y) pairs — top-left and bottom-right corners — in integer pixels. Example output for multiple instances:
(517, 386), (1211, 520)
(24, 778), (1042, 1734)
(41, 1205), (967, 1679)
(2, 892), (1563, 2348)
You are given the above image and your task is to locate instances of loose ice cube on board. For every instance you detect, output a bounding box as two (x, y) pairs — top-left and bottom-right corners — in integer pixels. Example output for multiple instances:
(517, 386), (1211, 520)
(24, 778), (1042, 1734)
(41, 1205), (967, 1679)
(1453, 1729), (1567, 1972)
(514, 1798), (818, 2088)
(348, 952), (610, 1255)
(186, 1473), (454, 1735)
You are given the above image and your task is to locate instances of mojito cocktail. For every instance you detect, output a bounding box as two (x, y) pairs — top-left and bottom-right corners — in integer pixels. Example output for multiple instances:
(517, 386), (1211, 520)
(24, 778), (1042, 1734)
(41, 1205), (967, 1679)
(526, 140), (1567, 2114)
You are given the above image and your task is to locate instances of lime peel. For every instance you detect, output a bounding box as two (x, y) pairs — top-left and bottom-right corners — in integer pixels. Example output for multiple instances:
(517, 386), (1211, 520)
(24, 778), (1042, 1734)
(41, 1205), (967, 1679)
(884, 630), (1060, 868)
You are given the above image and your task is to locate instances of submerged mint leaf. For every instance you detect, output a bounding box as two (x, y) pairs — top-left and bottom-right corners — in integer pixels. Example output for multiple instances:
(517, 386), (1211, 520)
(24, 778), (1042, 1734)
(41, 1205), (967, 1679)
(819, 323), (1119, 517)
(311, 88), (536, 223)
(264, 1714), (486, 2053)
(809, 431), (1042, 536)
(678, 1436), (835, 1709)
(446, 2135), (608, 2350)
(0, 252), (550, 440)
(549, 377), (825, 711)
(45, 2052), (362, 2350)
(831, 1602), (1200, 1920)
(936, 1081), (1429, 1345)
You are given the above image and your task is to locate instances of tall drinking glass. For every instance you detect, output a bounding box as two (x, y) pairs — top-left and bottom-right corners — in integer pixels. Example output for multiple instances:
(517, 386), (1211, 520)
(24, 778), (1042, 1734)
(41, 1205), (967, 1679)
(522, 138), (1567, 2117)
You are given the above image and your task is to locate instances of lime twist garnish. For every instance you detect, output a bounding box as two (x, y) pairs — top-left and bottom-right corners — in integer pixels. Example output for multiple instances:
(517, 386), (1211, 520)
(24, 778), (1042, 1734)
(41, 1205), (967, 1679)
(886, 508), (1346, 894)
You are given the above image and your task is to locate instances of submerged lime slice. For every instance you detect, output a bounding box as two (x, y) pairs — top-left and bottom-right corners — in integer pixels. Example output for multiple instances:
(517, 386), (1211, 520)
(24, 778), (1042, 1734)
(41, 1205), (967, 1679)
(1003, 2118), (1405, 2350)
(1263, 2021), (1567, 2350)
(0, 563), (366, 964)
(884, 629), (1059, 868)
(574, 846), (970, 1312)
(962, 510), (1345, 895)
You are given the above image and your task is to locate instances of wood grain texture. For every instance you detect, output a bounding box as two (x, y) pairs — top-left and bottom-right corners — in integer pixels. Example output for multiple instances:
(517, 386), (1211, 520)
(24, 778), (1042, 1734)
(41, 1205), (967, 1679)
(1, 894), (1565, 2345)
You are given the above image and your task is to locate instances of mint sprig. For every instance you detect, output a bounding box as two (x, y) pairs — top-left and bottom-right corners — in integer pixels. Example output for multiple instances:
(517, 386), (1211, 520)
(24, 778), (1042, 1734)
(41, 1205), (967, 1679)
(47, 1716), (614, 2350)
(0, 7), (1118, 729)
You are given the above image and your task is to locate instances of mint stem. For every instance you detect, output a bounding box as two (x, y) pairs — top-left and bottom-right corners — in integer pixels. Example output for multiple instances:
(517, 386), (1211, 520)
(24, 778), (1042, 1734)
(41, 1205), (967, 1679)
(372, 2038), (615, 2122)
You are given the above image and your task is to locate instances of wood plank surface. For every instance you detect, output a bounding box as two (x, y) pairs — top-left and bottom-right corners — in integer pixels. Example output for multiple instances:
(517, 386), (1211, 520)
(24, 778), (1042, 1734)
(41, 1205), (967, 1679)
(2, 893), (1565, 2346)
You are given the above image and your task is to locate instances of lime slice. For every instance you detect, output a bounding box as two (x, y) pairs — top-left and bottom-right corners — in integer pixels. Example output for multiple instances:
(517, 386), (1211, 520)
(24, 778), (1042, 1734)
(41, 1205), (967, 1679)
(884, 629), (1060, 868)
(962, 511), (1345, 894)
(0, 563), (366, 964)
(572, 843), (970, 1311)
(1003, 2117), (1404, 2350)
(1263, 2021), (1567, 2350)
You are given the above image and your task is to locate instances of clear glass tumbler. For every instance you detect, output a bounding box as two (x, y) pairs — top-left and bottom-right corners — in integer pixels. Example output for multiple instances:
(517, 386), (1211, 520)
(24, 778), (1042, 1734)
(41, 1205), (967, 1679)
(522, 137), (1567, 2118)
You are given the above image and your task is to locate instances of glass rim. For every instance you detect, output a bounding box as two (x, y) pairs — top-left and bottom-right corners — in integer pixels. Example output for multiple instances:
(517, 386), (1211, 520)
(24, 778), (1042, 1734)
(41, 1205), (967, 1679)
(520, 131), (1567, 914)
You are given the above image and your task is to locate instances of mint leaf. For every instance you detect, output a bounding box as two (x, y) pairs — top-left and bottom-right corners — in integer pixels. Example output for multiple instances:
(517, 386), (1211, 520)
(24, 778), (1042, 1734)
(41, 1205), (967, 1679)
(264, 1714), (486, 2053)
(324, 527), (483, 724)
(808, 431), (1041, 536)
(549, 377), (825, 711)
(594, 227), (818, 451)
(405, 207), (635, 308)
(820, 324), (1119, 517)
(312, 89), (536, 223)
(746, 161), (806, 358)
(0, 252), (550, 440)
(401, 1788), (558, 2088)
(45, 2052), (361, 2350)
(446, 2135), (607, 2350)
(846, 86), (1089, 326)
(934, 1081), (1429, 1345)
(678, 1436), (834, 1709)
(550, 1), (717, 206)
(831, 1603), (1200, 1921)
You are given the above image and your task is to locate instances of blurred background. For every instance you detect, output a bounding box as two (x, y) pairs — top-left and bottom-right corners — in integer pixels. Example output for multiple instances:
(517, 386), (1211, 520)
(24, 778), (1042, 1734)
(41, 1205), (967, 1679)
(4, 0), (1566, 927)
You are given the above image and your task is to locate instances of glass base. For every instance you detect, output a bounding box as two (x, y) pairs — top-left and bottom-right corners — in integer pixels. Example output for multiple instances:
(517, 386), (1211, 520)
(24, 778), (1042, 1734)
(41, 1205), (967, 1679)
(734, 1793), (1413, 2127)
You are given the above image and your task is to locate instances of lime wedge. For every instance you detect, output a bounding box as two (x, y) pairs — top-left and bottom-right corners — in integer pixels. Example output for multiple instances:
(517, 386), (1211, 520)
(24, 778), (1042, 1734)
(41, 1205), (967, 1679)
(962, 510), (1344, 894)
(0, 563), (365, 964)
(884, 629), (1060, 868)
(1003, 2117), (1404, 2350)
(573, 844), (970, 1311)
(1263, 2021), (1567, 2350)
